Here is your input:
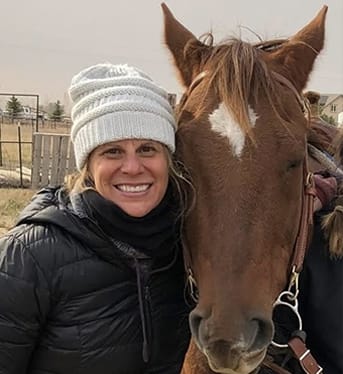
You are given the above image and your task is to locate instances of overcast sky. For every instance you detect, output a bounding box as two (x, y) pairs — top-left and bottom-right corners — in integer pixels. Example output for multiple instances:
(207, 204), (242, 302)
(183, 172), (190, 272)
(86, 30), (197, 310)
(0, 0), (342, 111)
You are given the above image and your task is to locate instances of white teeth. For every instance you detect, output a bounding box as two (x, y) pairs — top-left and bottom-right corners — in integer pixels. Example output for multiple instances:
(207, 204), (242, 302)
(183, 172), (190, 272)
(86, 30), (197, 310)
(116, 184), (150, 192)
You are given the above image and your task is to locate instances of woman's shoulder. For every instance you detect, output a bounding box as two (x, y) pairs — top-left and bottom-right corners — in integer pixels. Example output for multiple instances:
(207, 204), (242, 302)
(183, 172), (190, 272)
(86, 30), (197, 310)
(0, 210), (94, 282)
(1, 219), (71, 251)
(0, 223), (54, 287)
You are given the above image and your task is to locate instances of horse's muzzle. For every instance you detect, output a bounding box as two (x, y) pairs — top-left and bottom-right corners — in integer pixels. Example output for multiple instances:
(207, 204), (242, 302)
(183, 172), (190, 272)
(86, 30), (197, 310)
(189, 308), (274, 373)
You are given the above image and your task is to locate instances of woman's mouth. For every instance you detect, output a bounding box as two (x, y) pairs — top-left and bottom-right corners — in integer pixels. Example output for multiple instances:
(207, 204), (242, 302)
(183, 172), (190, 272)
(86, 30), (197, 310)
(115, 184), (151, 193)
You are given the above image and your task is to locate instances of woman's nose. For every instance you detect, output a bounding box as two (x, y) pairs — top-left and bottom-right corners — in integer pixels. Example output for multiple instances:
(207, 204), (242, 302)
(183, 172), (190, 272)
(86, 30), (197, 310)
(120, 155), (144, 174)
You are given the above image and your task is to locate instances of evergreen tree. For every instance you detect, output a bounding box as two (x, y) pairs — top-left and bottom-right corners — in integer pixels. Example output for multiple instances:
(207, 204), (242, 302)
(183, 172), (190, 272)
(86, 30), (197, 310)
(6, 96), (22, 121)
(51, 100), (64, 121)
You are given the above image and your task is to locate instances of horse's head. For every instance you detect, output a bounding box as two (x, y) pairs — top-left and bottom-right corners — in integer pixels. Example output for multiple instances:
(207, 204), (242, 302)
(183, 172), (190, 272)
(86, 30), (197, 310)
(162, 4), (327, 373)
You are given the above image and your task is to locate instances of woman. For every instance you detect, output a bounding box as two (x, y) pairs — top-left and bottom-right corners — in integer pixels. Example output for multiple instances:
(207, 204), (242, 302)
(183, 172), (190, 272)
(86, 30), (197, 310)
(0, 63), (191, 373)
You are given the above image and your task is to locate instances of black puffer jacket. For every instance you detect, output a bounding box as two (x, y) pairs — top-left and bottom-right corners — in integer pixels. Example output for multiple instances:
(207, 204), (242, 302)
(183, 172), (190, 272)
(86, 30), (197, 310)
(0, 188), (190, 374)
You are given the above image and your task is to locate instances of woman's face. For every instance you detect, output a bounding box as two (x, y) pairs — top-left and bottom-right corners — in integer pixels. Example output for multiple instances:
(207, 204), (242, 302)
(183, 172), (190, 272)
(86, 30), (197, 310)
(88, 139), (169, 217)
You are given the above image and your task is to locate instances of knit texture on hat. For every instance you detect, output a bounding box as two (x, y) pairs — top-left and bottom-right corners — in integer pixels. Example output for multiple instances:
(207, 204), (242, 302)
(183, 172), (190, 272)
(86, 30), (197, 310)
(69, 63), (176, 170)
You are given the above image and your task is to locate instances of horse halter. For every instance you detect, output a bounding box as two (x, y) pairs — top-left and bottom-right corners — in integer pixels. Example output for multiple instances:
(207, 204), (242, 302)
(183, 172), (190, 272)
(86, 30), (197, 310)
(180, 70), (322, 374)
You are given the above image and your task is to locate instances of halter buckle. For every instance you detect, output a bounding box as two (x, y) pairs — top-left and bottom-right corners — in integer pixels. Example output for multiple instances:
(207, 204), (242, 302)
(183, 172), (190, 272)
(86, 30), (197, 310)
(287, 265), (300, 300)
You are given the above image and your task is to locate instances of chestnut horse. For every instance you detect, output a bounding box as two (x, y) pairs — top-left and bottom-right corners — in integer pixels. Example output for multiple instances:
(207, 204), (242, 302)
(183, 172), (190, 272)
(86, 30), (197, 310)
(161, 4), (331, 374)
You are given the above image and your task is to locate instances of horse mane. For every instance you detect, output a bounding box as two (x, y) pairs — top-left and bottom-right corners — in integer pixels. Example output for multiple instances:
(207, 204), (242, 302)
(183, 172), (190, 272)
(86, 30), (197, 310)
(184, 35), (301, 135)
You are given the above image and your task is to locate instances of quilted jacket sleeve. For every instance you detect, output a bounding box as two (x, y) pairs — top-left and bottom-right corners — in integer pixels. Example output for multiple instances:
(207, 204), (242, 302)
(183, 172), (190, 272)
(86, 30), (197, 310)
(0, 232), (50, 374)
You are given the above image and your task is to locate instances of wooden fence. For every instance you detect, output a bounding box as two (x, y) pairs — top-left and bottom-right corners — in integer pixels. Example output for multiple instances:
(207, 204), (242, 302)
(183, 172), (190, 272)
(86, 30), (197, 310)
(31, 133), (76, 189)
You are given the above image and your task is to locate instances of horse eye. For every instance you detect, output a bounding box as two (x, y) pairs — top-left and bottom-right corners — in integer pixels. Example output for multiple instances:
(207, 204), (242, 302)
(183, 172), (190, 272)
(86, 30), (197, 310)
(286, 159), (302, 171)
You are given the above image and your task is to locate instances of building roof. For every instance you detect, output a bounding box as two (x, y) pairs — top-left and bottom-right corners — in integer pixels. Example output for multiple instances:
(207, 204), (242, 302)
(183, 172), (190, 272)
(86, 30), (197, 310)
(320, 94), (343, 108)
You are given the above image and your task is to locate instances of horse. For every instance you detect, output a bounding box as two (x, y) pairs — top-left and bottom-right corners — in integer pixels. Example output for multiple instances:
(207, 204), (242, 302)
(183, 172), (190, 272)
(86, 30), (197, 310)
(161, 4), (341, 374)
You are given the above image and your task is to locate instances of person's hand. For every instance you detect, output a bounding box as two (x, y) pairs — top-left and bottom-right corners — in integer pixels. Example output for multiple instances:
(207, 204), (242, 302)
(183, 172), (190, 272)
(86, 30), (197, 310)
(313, 174), (337, 211)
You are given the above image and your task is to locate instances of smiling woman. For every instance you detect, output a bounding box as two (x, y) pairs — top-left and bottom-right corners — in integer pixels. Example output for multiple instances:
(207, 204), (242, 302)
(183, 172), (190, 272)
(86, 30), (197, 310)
(87, 139), (169, 217)
(0, 63), (192, 374)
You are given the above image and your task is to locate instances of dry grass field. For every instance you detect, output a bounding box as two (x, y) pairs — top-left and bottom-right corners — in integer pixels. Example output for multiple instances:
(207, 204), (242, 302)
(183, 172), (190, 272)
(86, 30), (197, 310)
(0, 122), (33, 168)
(0, 188), (36, 235)
(0, 121), (72, 236)
(0, 120), (70, 169)
(0, 121), (71, 236)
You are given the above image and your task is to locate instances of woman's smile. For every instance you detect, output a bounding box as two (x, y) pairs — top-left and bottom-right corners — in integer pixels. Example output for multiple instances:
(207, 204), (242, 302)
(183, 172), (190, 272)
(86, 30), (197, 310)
(89, 139), (169, 217)
(115, 183), (151, 193)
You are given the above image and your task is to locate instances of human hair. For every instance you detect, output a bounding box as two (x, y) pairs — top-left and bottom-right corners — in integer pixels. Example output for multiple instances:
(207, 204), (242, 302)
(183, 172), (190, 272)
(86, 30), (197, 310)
(64, 165), (94, 194)
(64, 145), (194, 217)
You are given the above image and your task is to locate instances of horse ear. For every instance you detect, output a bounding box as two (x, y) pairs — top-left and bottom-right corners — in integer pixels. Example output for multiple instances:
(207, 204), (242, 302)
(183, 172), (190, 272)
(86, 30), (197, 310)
(161, 3), (209, 88)
(269, 6), (328, 92)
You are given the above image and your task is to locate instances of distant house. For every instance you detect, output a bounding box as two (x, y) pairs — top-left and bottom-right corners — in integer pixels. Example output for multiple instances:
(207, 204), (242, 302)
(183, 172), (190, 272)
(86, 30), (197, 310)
(319, 94), (343, 125)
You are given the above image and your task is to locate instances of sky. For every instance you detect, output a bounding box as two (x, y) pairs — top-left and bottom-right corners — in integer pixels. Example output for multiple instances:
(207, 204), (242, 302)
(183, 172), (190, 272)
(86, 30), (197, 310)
(0, 0), (342, 112)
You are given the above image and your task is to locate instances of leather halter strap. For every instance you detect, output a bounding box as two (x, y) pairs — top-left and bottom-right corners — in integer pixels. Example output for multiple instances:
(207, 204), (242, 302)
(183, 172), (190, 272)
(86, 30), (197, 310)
(270, 74), (316, 288)
(291, 156), (316, 274)
(272, 72), (316, 280)
(288, 335), (323, 374)
(264, 334), (323, 374)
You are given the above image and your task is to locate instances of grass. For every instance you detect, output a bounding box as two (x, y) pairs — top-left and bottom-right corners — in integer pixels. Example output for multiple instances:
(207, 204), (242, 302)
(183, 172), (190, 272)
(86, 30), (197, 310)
(0, 120), (70, 169)
(0, 121), (70, 237)
(0, 122), (32, 168)
(0, 188), (36, 235)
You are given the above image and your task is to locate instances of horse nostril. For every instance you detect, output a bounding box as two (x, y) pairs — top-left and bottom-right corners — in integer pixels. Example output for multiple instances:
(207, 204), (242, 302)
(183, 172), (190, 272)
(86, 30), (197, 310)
(248, 317), (274, 352)
(189, 310), (203, 342)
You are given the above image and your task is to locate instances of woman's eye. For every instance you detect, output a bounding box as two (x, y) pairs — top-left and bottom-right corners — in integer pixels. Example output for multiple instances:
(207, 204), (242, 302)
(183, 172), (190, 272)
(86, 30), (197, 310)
(139, 146), (156, 155)
(104, 148), (122, 156)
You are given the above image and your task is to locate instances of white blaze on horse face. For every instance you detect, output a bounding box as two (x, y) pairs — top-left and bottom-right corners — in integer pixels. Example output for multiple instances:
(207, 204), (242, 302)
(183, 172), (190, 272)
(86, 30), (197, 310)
(209, 102), (258, 157)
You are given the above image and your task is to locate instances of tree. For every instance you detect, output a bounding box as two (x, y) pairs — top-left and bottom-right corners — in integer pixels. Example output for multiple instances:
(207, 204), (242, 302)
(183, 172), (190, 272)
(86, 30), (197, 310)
(6, 96), (22, 122)
(51, 100), (64, 121)
(321, 113), (337, 126)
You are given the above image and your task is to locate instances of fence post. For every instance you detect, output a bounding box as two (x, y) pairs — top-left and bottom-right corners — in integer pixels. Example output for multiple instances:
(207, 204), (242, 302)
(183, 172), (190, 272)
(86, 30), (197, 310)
(17, 122), (23, 187)
(31, 133), (43, 189)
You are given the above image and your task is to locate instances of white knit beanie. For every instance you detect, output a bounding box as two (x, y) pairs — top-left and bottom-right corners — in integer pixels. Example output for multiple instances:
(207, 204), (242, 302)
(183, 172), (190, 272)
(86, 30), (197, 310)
(69, 63), (176, 170)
